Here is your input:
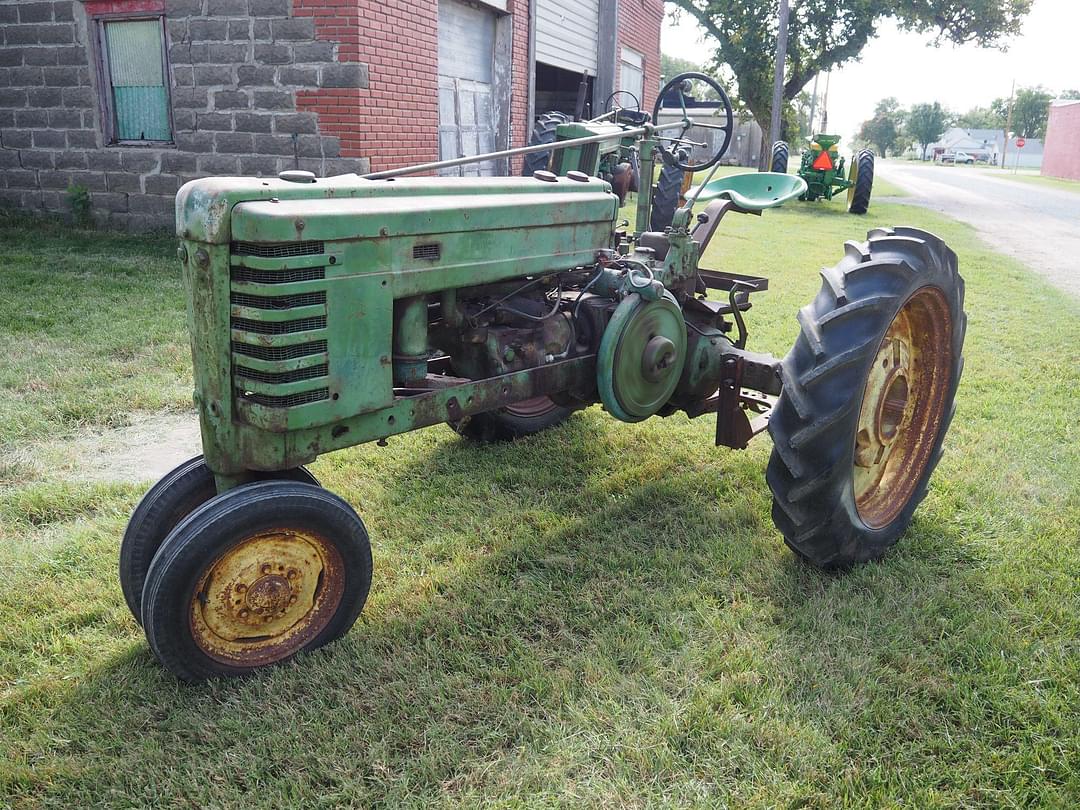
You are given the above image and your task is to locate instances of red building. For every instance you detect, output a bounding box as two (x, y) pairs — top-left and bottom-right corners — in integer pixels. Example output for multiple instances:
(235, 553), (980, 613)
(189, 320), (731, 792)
(1042, 100), (1080, 181)
(0, 0), (664, 229)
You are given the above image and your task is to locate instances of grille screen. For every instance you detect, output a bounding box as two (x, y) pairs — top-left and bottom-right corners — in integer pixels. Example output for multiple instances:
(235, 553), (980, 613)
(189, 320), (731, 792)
(232, 240), (324, 258)
(413, 243), (440, 260)
(231, 291), (327, 310)
(231, 266), (326, 284)
(231, 315), (327, 335)
(231, 340), (327, 361)
(234, 363), (329, 385)
(236, 388), (329, 408)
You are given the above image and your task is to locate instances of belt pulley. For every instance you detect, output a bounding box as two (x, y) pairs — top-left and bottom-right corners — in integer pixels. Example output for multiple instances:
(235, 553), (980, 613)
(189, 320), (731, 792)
(597, 291), (687, 423)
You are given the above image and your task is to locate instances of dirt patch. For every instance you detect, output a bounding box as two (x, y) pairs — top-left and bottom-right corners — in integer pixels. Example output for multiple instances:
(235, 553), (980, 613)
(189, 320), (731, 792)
(13, 411), (201, 485)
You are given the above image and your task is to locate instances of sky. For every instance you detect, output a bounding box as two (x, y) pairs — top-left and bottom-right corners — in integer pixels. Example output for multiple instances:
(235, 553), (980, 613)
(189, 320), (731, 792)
(660, 0), (1077, 143)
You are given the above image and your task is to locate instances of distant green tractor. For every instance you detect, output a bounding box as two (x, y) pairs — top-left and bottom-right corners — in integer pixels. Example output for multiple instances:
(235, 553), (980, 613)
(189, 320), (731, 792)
(771, 135), (875, 214)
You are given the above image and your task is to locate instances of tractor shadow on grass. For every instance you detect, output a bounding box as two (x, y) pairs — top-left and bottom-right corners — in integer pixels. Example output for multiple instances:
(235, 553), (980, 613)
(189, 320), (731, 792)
(10, 412), (998, 804)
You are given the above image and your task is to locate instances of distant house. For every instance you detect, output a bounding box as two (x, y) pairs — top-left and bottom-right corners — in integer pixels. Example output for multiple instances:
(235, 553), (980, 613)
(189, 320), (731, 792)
(920, 127), (1043, 169)
(1042, 99), (1080, 181)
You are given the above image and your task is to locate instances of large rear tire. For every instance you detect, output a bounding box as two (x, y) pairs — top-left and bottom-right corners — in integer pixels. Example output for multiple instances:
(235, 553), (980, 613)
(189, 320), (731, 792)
(770, 141), (789, 174)
(522, 111), (569, 177)
(847, 149), (875, 214)
(649, 148), (688, 232)
(766, 227), (966, 569)
(453, 397), (574, 442)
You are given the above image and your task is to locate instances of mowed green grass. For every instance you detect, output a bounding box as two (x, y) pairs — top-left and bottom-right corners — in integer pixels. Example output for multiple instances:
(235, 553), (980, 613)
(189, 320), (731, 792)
(2, 194), (1079, 807)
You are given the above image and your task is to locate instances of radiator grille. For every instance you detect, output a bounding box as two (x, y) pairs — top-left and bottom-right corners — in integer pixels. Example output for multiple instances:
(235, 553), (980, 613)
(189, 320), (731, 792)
(231, 291), (327, 310)
(231, 340), (328, 361)
(229, 240), (331, 411)
(231, 315), (327, 335)
(234, 363), (329, 385)
(232, 240), (324, 258)
(236, 388), (329, 408)
(231, 266), (326, 284)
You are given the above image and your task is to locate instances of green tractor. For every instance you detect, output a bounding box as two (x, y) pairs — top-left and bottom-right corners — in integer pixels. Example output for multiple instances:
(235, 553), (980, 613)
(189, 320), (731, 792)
(771, 134), (875, 214)
(122, 74), (966, 681)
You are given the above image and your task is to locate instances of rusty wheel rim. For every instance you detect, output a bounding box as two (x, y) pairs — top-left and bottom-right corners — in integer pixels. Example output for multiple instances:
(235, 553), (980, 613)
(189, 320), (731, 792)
(190, 529), (344, 667)
(504, 396), (559, 418)
(853, 286), (953, 529)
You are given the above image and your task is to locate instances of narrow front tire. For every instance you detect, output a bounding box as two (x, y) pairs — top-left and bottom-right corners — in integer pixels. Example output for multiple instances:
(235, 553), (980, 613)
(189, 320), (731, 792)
(141, 481), (372, 681)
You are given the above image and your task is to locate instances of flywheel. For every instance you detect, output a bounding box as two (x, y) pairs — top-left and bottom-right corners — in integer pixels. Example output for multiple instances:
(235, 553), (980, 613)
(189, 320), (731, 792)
(597, 292), (687, 422)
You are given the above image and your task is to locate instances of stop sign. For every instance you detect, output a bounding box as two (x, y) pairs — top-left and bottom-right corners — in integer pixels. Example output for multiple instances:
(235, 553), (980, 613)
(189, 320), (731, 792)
(1016, 137), (1026, 148)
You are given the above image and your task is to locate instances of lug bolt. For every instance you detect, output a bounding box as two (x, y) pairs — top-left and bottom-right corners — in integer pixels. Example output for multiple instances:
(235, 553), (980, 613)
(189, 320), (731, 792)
(289, 595), (297, 604)
(287, 569), (298, 580)
(235, 583), (246, 593)
(239, 609), (249, 618)
(261, 564), (272, 574)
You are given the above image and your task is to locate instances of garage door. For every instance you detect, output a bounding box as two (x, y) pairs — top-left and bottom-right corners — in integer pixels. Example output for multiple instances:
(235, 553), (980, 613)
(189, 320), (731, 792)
(437, 0), (498, 176)
(535, 0), (599, 76)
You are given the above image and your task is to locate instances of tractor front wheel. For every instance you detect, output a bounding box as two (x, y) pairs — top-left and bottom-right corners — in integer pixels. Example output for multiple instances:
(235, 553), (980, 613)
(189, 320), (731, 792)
(766, 227), (966, 569)
(770, 141), (789, 174)
(141, 481), (372, 681)
(847, 149), (875, 214)
(119, 456), (318, 625)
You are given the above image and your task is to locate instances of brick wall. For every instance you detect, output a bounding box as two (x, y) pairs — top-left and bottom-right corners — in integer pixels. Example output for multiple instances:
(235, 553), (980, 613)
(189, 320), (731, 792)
(347, 0), (439, 172)
(0, 0), (370, 229)
(508, 0), (529, 172)
(1042, 101), (1080, 181)
(617, 0), (662, 110)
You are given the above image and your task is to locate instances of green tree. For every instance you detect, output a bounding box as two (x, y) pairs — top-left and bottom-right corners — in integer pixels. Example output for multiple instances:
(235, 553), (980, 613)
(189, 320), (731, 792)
(659, 53), (725, 103)
(1061, 89), (1080, 100)
(857, 97), (905, 157)
(956, 106), (1004, 129)
(907, 102), (950, 160)
(991, 86), (1054, 138)
(667, 0), (1032, 150)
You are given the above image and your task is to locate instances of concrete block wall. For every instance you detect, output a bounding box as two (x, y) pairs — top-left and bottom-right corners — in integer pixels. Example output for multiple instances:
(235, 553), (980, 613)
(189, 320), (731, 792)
(0, 0), (370, 230)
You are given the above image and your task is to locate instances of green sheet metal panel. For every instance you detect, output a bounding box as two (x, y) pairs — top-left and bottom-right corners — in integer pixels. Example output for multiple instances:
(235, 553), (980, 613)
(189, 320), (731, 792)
(105, 20), (171, 141)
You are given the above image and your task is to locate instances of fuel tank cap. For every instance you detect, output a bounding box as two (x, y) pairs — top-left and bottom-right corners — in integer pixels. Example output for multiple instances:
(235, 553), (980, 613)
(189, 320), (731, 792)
(533, 170), (558, 183)
(278, 170), (317, 183)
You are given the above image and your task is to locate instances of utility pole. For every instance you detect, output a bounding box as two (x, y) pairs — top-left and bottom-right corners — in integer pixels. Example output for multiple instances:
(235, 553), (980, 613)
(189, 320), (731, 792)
(807, 72), (820, 136)
(767, 0), (790, 168)
(1001, 79), (1015, 169)
(821, 71), (831, 132)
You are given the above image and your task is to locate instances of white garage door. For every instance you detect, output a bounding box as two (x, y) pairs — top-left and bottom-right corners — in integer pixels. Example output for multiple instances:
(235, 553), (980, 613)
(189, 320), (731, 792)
(438, 0), (498, 176)
(535, 0), (599, 76)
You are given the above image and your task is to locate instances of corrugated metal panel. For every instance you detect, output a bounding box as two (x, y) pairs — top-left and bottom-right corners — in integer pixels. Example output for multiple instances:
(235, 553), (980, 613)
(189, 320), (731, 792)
(438, 0), (494, 83)
(105, 20), (170, 141)
(438, 0), (498, 176)
(536, 0), (599, 75)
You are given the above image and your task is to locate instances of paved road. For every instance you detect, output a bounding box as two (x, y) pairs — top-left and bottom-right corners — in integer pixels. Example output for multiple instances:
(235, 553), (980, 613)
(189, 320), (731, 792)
(876, 161), (1080, 297)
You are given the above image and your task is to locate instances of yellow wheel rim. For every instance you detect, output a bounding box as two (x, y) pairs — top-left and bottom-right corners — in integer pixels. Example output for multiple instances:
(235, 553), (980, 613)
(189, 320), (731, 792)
(853, 287), (953, 529)
(190, 529), (344, 667)
(847, 158), (859, 206)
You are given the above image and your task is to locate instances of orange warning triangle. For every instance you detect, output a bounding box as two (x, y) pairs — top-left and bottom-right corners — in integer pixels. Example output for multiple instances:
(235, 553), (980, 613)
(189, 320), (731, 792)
(812, 150), (833, 171)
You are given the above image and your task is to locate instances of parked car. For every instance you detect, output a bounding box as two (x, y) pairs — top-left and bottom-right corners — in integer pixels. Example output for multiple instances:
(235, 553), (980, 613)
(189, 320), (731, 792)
(942, 150), (976, 164)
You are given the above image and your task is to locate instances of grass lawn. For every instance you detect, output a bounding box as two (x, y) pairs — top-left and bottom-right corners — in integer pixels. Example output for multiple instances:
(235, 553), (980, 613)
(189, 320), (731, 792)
(992, 172), (1080, 194)
(2, 191), (1079, 807)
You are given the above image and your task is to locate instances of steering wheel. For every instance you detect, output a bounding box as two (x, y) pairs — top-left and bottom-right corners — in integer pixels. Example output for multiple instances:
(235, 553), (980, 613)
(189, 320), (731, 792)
(604, 89), (641, 114)
(651, 72), (735, 172)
